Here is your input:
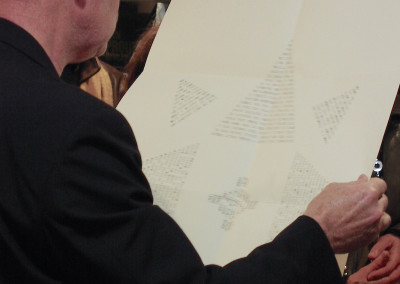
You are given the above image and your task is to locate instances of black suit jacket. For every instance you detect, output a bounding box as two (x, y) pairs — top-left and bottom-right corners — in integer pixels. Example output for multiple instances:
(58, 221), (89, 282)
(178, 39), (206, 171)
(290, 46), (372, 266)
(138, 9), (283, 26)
(0, 18), (343, 283)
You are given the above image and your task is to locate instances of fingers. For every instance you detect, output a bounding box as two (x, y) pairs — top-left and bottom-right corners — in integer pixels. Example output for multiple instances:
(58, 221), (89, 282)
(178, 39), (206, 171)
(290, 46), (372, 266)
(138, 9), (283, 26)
(369, 264), (400, 284)
(376, 192), (390, 234)
(368, 177), (387, 196)
(366, 178), (389, 234)
(358, 174), (369, 182)
(368, 251), (390, 272)
(364, 178), (389, 236)
(369, 235), (393, 260)
(378, 213), (391, 233)
(347, 251), (390, 284)
(305, 175), (387, 253)
(377, 193), (388, 211)
(368, 235), (400, 280)
(377, 195), (389, 233)
(369, 255), (399, 281)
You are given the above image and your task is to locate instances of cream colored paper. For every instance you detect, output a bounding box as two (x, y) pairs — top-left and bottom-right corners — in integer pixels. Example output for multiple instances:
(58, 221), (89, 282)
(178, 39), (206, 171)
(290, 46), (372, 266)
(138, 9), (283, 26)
(118, 0), (400, 266)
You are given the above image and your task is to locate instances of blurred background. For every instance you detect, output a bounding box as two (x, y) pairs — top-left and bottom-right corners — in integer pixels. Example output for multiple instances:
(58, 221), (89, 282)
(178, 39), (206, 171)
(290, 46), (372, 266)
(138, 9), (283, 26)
(101, 0), (169, 69)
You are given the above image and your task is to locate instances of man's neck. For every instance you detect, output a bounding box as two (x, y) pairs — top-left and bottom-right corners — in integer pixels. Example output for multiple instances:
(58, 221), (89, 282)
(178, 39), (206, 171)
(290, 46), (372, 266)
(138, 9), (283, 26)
(0, 2), (70, 76)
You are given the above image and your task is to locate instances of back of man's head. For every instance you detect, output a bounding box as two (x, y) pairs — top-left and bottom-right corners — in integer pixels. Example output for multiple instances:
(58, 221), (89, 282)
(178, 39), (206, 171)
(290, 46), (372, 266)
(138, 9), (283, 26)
(0, 0), (120, 75)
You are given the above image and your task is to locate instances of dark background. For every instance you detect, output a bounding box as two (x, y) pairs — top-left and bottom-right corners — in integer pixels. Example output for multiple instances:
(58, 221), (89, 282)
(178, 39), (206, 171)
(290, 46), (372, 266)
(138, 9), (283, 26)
(101, 0), (158, 69)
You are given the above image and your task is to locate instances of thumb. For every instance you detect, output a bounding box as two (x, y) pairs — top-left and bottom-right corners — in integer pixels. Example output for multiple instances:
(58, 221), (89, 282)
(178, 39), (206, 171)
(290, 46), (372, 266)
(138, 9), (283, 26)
(369, 245), (386, 261)
(369, 235), (391, 260)
(357, 174), (369, 182)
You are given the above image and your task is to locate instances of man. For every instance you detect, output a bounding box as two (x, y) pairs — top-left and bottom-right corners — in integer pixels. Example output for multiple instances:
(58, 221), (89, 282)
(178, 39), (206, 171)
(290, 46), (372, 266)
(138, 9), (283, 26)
(0, 0), (391, 283)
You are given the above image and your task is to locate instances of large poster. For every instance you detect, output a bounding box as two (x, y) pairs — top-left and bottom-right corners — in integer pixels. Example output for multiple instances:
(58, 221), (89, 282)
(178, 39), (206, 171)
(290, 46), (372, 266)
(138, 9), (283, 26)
(118, 0), (400, 267)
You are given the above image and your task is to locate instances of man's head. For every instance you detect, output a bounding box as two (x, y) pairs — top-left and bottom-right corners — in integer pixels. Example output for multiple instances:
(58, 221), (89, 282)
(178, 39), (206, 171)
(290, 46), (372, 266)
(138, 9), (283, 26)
(68, 0), (120, 61)
(0, 0), (120, 74)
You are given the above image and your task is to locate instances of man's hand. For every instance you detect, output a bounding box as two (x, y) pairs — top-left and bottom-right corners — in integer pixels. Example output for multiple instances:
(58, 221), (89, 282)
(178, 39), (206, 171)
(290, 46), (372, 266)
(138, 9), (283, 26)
(366, 234), (400, 282)
(346, 235), (400, 284)
(347, 251), (390, 284)
(304, 174), (391, 254)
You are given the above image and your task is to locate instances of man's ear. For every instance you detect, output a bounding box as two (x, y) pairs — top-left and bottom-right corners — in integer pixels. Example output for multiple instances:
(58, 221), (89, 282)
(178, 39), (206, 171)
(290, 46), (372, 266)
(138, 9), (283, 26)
(74, 0), (87, 9)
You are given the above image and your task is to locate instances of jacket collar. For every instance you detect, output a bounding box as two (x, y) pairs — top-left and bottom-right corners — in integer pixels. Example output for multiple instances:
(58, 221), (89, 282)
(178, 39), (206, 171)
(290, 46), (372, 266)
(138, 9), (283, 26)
(0, 17), (58, 78)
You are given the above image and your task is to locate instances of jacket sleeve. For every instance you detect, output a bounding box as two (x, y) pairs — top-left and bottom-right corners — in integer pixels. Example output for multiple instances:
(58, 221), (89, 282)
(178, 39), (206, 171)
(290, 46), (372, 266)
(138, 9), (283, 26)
(42, 107), (343, 283)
